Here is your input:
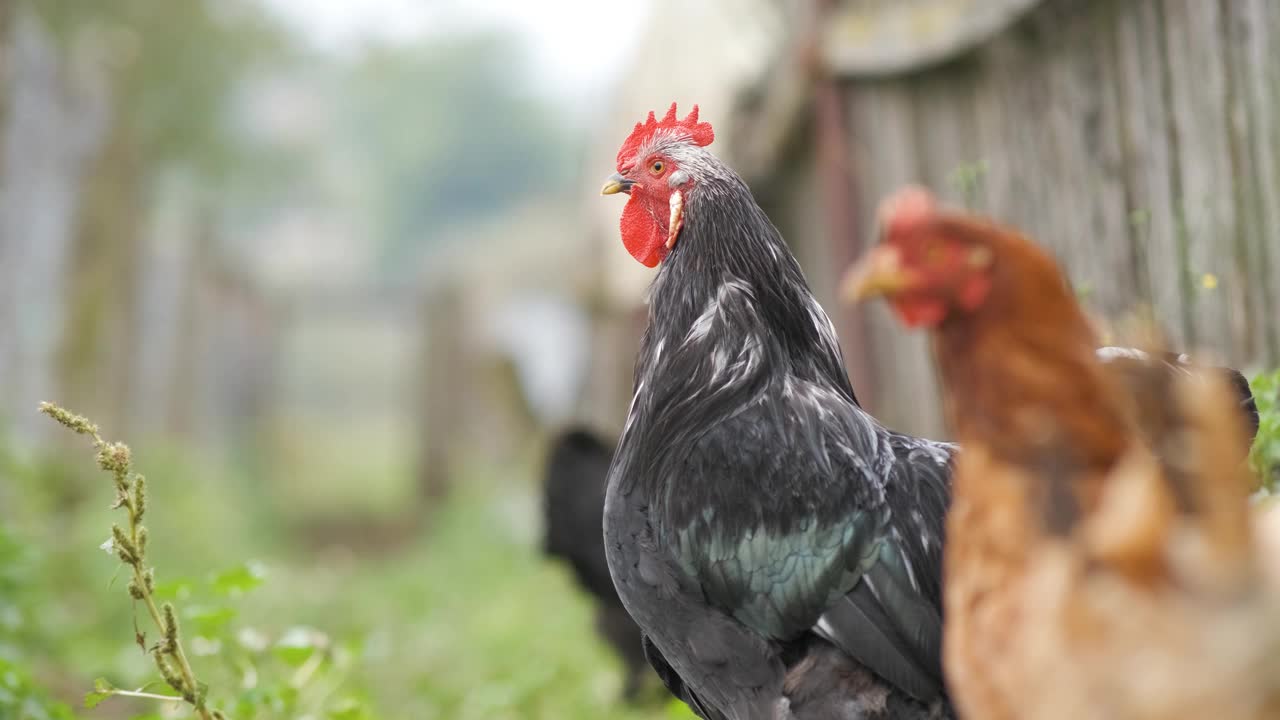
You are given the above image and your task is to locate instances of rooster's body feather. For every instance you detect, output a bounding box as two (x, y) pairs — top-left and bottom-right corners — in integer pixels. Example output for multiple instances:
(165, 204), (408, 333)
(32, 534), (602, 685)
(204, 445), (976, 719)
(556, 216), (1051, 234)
(603, 113), (953, 720)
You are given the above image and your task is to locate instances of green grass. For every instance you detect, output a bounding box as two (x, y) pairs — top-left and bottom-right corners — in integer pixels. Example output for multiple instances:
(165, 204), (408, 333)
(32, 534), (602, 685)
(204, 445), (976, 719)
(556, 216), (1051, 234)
(1, 437), (696, 719)
(237, 465), (694, 719)
(1250, 369), (1280, 494)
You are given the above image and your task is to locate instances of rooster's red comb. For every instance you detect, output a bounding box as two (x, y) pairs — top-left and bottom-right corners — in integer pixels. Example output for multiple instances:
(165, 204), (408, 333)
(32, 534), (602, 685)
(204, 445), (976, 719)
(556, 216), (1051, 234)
(616, 103), (715, 171)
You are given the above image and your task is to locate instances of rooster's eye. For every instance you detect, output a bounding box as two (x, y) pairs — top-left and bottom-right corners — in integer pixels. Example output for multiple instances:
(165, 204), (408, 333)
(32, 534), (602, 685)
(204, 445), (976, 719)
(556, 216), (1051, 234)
(650, 160), (665, 175)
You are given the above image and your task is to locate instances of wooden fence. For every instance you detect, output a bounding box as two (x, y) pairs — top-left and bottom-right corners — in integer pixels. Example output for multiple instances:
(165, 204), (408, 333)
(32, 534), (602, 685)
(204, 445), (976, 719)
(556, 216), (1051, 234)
(734, 0), (1280, 438)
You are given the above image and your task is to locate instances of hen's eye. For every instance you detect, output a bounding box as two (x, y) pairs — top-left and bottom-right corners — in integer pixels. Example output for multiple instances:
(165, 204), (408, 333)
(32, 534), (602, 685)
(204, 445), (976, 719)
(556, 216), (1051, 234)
(650, 160), (665, 175)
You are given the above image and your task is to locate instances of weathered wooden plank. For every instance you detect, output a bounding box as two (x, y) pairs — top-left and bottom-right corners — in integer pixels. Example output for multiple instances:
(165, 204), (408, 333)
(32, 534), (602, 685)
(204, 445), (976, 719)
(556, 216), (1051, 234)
(896, 63), (985, 437)
(845, 82), (947, 439)
(965, 13), (1092, 302)
(907, 60), (981, 211)
(1077, 1), (1145, 322)
(969, 20), (1061, 240)
(1110, 0), (1192, 348)
(968, 26), (1023, 229)
(1010, 2), (1135, 320)
(1161, 0), (1239, 358)
(1220, 0), (1264, 365)
(1230, 0), (1280, 367)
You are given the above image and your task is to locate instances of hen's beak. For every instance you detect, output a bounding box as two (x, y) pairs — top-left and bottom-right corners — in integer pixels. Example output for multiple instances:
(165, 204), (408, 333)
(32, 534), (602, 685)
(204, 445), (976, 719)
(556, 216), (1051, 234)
(601, 172), (635, 196)
(841, 245), (910, 303)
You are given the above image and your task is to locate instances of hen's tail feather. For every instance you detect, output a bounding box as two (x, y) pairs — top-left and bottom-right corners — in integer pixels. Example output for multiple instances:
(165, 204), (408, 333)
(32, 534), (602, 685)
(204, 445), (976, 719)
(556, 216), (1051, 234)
(1096, 346), (1259, 455)
(1165, 365), (1259, 590)
(1092, 348), (1259, 591)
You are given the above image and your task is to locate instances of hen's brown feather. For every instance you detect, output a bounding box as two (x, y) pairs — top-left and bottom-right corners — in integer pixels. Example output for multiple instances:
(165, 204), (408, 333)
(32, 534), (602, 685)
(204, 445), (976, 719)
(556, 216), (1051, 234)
(871, 197), (1280, 720)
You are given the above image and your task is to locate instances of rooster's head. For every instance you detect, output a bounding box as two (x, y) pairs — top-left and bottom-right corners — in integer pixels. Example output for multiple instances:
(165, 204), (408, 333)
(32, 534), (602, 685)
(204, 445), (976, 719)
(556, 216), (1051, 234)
(841, 186), (1000, 329)
(601, 103), (715, 268)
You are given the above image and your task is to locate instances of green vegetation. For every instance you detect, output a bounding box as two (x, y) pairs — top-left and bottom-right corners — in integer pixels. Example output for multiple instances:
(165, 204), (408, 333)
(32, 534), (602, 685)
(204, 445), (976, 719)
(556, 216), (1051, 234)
(946, 159), (988, 209)
(31, 0), (287, 181)
(1, 414), (692, 719)
(0, 3), (671, 716)
(0, 658), (75, 720)
(41, 403), (222, 718)
(1250, 369), (1280, 494)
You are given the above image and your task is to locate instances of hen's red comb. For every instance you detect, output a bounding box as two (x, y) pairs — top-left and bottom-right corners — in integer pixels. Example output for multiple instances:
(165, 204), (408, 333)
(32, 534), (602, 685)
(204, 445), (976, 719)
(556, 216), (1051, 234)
(616, 103), (715, 170)
(879, 185), (937, 239)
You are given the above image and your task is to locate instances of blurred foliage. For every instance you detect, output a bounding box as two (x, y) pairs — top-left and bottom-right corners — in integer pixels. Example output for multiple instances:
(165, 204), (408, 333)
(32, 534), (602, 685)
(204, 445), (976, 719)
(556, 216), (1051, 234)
(946, 159), (988, 210)
(337, 34), (575, 274)
(255, 471), (694, 720)
(29, 0), (288, 183)
(0, 529), (73, 720)
(0, 1), (644, 712)
(0, 657), (75, 720)
(1251, 369), (1280, 494)
(22, 0), (299, 431)
(0, 425), (690, 718)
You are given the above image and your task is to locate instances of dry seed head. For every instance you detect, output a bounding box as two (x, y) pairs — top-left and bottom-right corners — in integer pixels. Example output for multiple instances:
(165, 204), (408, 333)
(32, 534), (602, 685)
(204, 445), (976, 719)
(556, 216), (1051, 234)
(96, 442), (132, 476)
(133, 475), (146, 518)
(38, 402), (99, 436)
(156, 652), (185, 692)
(111, 524), (137, 564)
(163, 602), (179, 644)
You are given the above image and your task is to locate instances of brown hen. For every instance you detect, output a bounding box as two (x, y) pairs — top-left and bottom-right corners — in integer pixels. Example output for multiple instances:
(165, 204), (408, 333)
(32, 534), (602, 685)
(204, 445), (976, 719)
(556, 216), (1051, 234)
(844, 187), (1280, 720)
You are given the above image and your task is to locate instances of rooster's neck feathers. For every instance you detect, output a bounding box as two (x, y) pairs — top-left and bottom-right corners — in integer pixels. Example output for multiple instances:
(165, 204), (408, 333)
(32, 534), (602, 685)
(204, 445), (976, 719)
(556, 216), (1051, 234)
(613, 153), (861, 498)
(637, 152), (853, 401)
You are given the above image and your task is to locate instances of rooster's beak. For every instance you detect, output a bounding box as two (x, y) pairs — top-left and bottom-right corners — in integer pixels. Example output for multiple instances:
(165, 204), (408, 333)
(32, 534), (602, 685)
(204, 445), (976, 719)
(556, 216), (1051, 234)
(601, 173), (634, 196)
(841, 245), (910, 303)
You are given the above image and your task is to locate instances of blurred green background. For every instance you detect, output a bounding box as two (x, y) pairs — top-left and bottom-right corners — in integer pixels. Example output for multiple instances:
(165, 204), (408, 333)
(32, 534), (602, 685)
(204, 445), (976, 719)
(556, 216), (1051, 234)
(0, 0), (694, 717)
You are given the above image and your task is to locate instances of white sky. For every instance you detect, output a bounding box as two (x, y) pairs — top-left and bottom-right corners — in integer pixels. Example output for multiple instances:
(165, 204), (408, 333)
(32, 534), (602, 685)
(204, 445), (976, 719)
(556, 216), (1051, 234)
(258, 0), (652, 98)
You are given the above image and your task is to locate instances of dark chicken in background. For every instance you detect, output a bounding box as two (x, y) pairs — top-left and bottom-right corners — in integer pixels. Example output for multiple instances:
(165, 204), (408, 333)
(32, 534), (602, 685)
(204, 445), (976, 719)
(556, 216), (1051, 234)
(846, 187), (1280, 720)
(540, 427), (652, 702)
(1096, 347), (1260, 460)
(600, 104), (954, 720)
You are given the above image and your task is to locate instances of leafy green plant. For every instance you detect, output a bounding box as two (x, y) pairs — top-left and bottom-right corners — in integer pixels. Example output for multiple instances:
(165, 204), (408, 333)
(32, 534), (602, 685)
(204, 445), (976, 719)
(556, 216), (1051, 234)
(155, 565), (370, 720)
(1250, 369), (1280, 493)
(38, 404), (374, 719)
(42, 402), (220, 718)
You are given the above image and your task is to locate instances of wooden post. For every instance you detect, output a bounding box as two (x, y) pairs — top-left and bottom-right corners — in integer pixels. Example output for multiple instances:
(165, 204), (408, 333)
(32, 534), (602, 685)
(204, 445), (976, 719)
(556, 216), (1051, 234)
(416, 283), (463, 505)
(812, 0), (877, 409)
